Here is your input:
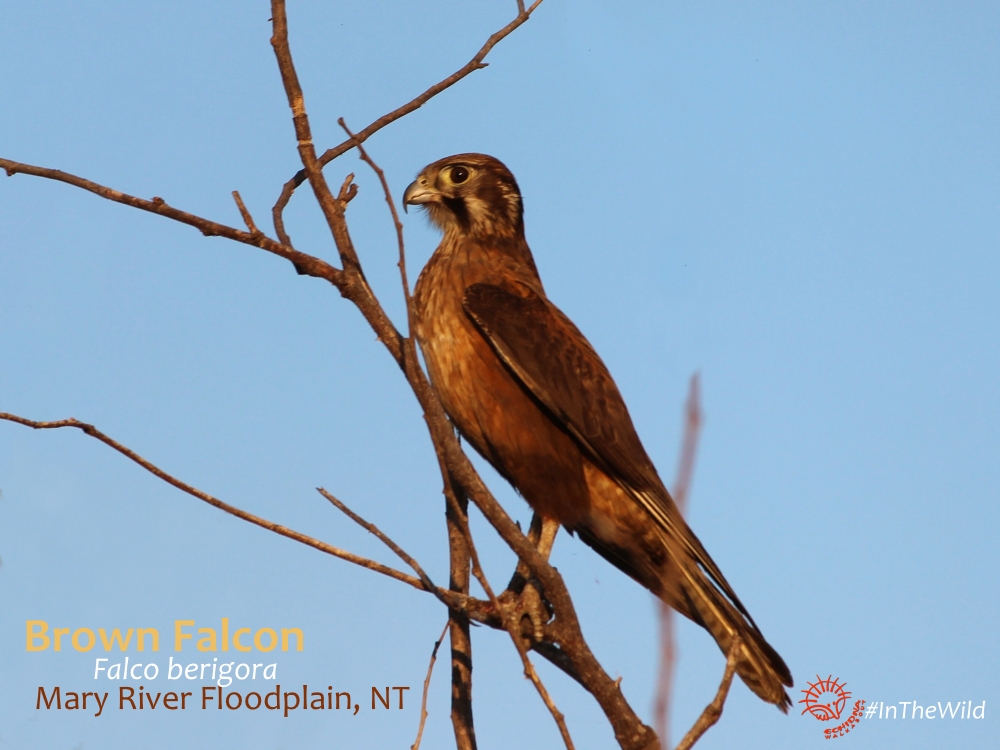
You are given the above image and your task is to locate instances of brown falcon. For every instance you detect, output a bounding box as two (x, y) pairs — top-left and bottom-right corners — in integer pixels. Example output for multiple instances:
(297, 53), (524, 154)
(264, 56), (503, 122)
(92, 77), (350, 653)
(404, 153), (792, 710)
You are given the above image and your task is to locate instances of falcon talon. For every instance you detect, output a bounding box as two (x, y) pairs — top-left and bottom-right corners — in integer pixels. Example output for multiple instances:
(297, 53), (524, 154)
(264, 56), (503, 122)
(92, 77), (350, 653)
(496, 584), (551, 644)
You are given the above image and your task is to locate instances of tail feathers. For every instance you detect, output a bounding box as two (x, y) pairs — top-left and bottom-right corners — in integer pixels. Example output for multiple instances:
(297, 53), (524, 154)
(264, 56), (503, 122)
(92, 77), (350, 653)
(572, 519), (792, 709)
(678, 567), (792, 711)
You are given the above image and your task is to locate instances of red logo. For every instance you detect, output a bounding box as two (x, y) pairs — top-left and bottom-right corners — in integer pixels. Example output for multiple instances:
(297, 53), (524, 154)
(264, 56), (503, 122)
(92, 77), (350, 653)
(800, 675), (865, 739)
(800, 675), (851, 721)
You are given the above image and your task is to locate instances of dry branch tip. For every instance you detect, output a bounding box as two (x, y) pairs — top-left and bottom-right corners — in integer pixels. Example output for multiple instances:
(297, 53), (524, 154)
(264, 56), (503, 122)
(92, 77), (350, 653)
(673, 637), (741, 750)
(232, 190), (263, 238)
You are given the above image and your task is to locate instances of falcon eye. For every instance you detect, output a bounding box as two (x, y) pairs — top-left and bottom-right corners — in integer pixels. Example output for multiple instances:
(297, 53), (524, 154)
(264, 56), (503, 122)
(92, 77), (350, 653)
(450, 166), (469, 184)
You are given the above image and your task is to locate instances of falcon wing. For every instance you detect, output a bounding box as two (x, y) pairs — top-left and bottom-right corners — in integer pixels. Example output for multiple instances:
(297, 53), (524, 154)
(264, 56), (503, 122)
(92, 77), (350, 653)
(463, 282), (755, 623)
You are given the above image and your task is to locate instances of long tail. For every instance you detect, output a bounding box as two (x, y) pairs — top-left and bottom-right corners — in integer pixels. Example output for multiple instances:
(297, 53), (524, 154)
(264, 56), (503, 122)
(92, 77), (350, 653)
(575, 519), (792, 710)
(672, 558), (793, 711)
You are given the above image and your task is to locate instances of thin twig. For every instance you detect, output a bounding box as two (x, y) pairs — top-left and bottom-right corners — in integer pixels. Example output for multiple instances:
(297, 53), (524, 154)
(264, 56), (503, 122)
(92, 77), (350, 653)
(412, 619), (452, 750)
(271, 0), (546, 239)
(673, 374), (702, 516)
(319, 0), (544, 172)
(337, 118), (413, 333)
(270, 0), (401, 362)
(530, 642), (584, 685)
(0, 158), (337, 283)
(317, 487), (439, 595)
(655, 374), (703, 749)
(654, 602), (676, 750)
(0, 412), (432, 594)
(674, 638), (740, 750)
(231, 190), (261, 236)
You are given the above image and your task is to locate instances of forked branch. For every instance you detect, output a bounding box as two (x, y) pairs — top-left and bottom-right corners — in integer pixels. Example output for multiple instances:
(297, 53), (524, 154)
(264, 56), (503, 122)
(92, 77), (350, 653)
(412, 619), (452, 750)
(318, 487), (438, 595)
(0, 158), (338, 283)
(0, 413), (423, 593)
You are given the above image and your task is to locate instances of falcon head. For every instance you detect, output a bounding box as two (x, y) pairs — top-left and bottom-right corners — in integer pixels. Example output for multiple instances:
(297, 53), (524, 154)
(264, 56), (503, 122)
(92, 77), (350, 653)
(403, 153), (523, 239)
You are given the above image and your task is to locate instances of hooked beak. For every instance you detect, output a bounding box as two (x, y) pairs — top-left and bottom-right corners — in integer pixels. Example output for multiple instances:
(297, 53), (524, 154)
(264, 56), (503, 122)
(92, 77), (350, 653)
(402, 179), (438, 214)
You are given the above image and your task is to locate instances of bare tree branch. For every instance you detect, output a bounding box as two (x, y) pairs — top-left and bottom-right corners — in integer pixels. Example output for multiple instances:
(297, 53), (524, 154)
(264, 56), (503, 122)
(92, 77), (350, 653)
(530, 641), (584, 685)
(0, 412), (427, 592)
(270, 2), (414, 377)
(0, 158), (340, 284)
(338, 118), (413, 334)
(674, 638), (740, 750)
(271, 0), (546, 243)
(673, 374), (703, 515)
(654, 374), (703, 748)
(412, 619), (452, 750)
(317, 487), (440, 596)
(231, 190), (262, 237)
(444, 481), (477, 750)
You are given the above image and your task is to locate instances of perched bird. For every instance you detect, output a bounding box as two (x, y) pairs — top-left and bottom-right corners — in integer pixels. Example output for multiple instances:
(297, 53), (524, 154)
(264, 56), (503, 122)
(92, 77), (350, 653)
(404, 153), (792, 710)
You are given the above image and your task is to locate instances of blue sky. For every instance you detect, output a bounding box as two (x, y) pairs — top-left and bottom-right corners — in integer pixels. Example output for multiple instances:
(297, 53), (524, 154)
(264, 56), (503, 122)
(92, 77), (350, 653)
(1, 2), (997, 748)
